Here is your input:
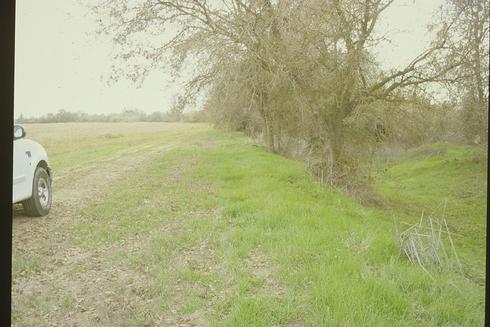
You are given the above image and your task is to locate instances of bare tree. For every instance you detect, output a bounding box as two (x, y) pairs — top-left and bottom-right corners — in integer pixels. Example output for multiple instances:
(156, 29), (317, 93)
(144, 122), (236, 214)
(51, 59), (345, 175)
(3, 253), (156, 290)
(274, 0), (463, 182)
(94, 0), (473, 186)
(439, 0), (489, 145)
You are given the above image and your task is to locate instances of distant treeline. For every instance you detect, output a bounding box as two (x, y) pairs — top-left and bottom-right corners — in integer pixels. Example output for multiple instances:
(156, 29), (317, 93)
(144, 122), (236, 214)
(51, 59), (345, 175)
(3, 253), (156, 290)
(16, 109), (207, 124)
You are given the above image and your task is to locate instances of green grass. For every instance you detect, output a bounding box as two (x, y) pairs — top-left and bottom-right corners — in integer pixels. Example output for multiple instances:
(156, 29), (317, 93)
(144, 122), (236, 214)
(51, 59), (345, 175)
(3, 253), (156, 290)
(12, 253), (42, 278)
(25, 123), (210, 186)
(68, 130), (485, 325)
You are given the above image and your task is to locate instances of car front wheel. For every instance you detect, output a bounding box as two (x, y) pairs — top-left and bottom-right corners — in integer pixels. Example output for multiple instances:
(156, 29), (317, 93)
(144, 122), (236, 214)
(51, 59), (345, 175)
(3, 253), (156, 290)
(22, 167), (52, 217)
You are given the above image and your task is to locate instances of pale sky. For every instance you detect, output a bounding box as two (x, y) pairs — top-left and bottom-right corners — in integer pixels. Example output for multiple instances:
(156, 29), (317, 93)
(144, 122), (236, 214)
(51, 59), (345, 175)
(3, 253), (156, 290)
(14, 0), (445, 118)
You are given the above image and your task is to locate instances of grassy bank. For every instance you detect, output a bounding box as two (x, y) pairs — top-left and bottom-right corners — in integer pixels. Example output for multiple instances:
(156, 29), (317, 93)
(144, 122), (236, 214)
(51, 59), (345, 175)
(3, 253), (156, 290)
(375, 143), (487, 284)
(67, 130), (485, 325)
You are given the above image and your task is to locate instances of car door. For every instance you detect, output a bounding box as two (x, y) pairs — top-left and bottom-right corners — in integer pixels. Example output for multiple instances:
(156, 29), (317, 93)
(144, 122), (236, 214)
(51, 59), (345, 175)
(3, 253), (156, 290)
(13, 138), (33, 202)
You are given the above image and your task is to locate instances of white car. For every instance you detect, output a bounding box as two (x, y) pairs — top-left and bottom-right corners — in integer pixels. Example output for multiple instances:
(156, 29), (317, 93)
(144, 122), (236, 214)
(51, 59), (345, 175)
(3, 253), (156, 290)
(13, 125), (52, 216)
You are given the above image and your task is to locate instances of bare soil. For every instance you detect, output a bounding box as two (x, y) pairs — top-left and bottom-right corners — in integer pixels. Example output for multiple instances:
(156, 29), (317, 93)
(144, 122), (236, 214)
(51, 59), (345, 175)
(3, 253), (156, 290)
(12, 141), (199, 326)
(12, 124), (285, 327)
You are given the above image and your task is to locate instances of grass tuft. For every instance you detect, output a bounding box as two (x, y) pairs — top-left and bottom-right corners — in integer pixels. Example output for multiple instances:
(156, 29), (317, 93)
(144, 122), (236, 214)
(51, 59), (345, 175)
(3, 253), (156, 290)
(395, 207), (463, 279)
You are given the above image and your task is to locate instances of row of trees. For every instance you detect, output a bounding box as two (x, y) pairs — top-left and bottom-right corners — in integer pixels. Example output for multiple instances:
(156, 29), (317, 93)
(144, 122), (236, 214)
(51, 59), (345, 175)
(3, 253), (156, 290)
(94, 0), (488, 187)
(16, 108), (207, 124)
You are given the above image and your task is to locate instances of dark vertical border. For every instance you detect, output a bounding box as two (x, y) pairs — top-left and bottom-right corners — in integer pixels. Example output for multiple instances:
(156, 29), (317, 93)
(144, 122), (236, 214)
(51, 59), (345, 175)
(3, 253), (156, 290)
(0, 0), (15, 325)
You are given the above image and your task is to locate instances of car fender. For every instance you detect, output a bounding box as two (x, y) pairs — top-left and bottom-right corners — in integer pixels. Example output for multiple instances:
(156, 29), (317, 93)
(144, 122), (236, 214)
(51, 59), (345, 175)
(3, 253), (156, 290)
(26, 139), (51, 178)
(13, 139), (51, 203)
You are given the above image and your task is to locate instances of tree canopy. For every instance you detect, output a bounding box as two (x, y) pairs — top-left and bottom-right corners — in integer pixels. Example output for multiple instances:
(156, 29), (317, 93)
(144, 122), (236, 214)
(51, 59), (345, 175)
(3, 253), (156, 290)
(94, 0), (489, 186)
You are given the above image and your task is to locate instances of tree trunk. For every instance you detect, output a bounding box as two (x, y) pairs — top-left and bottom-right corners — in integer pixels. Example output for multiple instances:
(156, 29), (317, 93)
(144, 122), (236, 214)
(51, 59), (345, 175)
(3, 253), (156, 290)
(257, 90), (276, 152)
(329, 123), (345, 179)
(323, 114), (345, 184)
(265, 115), (276, 152)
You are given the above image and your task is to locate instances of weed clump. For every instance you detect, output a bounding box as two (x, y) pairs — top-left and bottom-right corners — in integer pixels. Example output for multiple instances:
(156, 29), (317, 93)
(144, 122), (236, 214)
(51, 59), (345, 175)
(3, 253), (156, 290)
(395, 202), (463, 279)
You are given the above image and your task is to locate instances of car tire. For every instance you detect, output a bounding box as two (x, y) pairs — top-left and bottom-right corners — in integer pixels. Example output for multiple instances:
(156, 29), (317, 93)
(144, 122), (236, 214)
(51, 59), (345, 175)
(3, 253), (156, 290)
(22, 167), (52, 217)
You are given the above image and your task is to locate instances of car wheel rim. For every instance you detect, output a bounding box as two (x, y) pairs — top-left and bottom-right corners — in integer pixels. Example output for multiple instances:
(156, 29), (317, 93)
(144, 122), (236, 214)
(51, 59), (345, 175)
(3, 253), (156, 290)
(37, 178), (50, 209)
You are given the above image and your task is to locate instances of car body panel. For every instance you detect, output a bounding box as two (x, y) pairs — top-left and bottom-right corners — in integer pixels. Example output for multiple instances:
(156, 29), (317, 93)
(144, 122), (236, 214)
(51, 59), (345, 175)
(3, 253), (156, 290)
(13, 137), (51, 203)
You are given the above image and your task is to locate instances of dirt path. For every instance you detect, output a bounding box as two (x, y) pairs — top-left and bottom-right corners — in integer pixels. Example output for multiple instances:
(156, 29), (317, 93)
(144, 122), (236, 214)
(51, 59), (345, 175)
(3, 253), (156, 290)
(13, 141), (178, 245)
(12, 132), (286, 327)
(12, 141), (186, 326)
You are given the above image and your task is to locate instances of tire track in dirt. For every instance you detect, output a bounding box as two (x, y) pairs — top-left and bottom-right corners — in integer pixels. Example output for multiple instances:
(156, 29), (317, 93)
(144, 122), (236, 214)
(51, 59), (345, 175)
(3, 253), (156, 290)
(13, 142), (178, 236)
(52, 142), (157, 184)
(12, 133), (288, 327)
(12, 141), (184, 327)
